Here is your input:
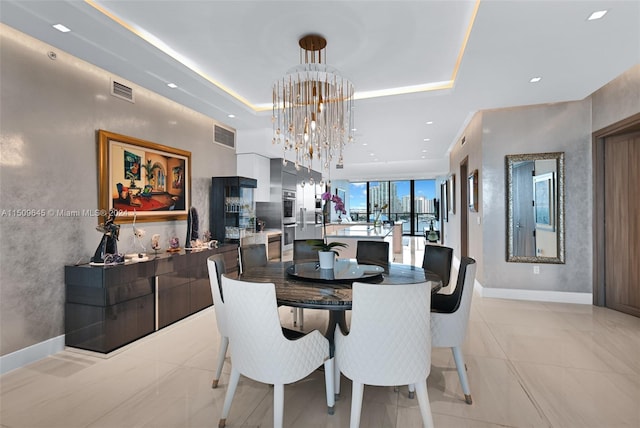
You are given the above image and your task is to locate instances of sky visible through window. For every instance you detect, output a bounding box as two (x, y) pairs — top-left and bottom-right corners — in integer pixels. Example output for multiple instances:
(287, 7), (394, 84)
(348, 180), (436, 210)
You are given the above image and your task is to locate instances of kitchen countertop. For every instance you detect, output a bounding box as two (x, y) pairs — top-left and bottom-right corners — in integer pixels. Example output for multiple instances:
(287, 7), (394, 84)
(253, 228), (282, 236)
(326, 224), (393, 238)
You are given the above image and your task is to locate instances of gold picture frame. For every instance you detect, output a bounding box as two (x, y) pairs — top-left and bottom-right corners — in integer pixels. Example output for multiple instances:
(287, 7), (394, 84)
(97, 130), (191, 224)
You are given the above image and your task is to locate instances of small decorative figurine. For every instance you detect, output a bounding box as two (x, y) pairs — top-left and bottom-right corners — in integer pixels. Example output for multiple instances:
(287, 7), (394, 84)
(168, 236), (180, 252)
(151, 234), (161, 252)
(132, 210), (146, 255)
(91, 209), (121, 264)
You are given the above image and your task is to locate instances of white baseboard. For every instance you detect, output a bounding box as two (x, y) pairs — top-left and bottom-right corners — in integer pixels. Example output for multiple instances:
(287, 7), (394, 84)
(475, 281), (592, 304)
(0, 335), (65, 375)
(451, 256), (592, 305)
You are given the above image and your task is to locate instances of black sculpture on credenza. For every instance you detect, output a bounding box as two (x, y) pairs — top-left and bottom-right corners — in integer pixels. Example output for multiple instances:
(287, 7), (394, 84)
(91, 209), (121, 264)
(185, 207), (199, 249)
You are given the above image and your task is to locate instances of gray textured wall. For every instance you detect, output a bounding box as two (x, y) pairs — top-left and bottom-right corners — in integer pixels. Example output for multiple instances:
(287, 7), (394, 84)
(481, 101), (593, 292)
(0, 26), (236, 356)
(449, 63), (640, 293)
(447, 113), (484, 282)
(592, 64), (640, 132)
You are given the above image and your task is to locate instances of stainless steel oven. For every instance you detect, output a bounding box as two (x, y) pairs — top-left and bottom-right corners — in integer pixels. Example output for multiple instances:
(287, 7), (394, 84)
(283, 223), (295, 251)
(282, 190), (296, 224)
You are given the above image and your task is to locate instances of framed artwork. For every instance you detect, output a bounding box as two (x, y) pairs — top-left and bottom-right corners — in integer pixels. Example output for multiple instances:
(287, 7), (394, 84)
(448, 173), (456, 214)
(440, 180), (448, 222)
(97, 130), (191, 224)
(468, 169), (478, 212)
(534, 172), (555, 230)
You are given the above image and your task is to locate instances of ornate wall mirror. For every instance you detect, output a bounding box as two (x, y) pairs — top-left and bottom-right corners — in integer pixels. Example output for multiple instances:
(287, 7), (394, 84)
(506, 152), (565, 263)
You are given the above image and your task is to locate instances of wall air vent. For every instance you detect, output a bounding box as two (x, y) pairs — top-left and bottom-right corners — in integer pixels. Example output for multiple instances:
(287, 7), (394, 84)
(110, 78), (135, 103)
(214, 125), (235, 149)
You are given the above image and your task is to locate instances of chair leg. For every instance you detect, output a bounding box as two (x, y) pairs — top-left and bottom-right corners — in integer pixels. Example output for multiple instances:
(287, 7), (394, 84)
(293, 308), (298, 326)
(273, 383), (284, 428)
(414, 380), (435, 428)
(212, 335), (229, 388)
(219, 367), (240, 427)
(334, 357), (341, 399)
(323, 358), (335, 414)
(299, 308), (304, 329)
(408, 383), (415, 399)
(350, 382), (364, 428)
(451, 346), (472, 404)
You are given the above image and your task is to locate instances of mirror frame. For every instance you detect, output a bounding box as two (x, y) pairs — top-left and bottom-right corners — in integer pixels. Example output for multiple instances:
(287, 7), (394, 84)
(506, 152), (565, 264)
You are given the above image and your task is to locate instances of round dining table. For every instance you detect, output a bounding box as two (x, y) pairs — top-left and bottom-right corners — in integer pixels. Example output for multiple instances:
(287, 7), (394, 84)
(239, 259), (442, 354)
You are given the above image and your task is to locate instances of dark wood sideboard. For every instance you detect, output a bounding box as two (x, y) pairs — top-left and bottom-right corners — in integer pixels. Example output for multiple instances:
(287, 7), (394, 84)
(64, 244), (238, 353)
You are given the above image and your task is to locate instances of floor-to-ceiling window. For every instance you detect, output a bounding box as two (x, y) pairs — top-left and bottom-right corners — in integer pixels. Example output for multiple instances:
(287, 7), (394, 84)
(391, 180), (411, 233)
(368, 181), (389, 223)
(347, 179), (437, 235)
(414, 179), (437, 236)
(348, 182), (367, 222)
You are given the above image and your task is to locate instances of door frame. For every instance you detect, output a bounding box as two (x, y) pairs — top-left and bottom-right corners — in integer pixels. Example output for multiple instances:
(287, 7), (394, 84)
(592, 112), (640, 306)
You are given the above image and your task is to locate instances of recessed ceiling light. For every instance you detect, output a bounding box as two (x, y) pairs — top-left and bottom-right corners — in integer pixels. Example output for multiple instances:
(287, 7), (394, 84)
(374, 158), (379, 162)
(422, 149), (427, 153)
(351, 128), (357, 132)
(588, 10), (607, 20)
(52, 24), (71, 33)
(423, 138), (431, 142)
(529, 77), (542, 83)
(426, 121), (433, 125)
(362, 143), (368, 146)
(167, 83), (178, 88)
(227, 114), (236, 118)
(421, 155), (426, 159)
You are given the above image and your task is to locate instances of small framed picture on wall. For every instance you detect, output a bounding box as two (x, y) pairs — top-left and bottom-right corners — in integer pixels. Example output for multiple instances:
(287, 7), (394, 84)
(448, 173), (455, 214)
(468, 169), (478, 212)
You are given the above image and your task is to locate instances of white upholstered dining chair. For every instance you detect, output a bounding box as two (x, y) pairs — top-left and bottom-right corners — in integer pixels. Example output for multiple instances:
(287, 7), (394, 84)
(206, 254), (228, 388)
(430, 256), (477, 404)
(334, 281), (434, 428)
(218, 275), (335, 428)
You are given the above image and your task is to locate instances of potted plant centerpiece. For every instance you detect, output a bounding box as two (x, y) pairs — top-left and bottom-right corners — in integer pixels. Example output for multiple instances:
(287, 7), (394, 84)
(308, 191), (348, 269)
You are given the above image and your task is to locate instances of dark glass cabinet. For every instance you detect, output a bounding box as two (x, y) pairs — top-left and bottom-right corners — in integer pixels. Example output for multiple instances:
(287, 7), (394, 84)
(65, 244), (239, 353)
(211, 176), (257, 242)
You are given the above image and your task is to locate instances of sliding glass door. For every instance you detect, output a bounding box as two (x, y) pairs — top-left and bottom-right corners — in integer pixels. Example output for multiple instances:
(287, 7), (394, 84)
(348, 179), (437, 235)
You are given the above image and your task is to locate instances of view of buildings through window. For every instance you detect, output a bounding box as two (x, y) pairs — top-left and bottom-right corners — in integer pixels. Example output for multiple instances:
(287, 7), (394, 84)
(348, 179), (437, 235)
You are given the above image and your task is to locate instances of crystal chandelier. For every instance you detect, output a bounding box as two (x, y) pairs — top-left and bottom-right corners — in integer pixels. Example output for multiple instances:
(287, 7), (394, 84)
(272, 34), (355, 175)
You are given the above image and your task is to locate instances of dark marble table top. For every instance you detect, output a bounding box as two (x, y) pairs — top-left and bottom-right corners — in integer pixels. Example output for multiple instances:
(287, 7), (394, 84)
(239, 260), (442, 310)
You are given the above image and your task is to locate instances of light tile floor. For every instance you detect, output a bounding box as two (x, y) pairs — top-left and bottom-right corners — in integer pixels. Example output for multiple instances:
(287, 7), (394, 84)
(1, 238), (639, 427)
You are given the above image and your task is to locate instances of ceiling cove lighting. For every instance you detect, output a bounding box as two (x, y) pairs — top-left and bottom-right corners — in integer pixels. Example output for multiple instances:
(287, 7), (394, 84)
(588, 10), (608, 20)
(52, 24), (71, 33)
(272, 34), (355, 174)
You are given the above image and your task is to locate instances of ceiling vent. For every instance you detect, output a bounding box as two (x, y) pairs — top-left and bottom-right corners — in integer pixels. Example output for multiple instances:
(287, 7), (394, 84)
(214, 125), (235, 149)
(110, 78), (135, 103)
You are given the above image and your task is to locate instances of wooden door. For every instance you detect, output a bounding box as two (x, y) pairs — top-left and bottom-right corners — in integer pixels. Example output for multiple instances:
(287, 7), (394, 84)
(604, 131), (640, 316)
(513, 161), (536, 257)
